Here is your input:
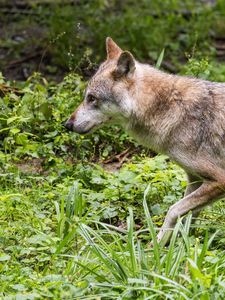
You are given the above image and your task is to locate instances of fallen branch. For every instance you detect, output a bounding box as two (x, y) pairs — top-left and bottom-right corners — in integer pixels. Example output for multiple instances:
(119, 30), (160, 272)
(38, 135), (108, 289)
(6, 51), (43, 69)
(0, 83), (23, 97)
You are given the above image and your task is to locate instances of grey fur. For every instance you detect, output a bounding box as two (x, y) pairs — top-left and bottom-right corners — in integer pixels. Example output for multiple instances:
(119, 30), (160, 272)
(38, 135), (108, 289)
(65, 38), (225, 245)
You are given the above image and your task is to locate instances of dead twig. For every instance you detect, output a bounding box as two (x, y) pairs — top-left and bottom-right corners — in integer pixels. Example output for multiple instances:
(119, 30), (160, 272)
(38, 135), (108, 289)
(0, 83), (23, 97)
(6, 51), (42, 69)
(103, 148), (131, 164)
(102, 147), (138, 168)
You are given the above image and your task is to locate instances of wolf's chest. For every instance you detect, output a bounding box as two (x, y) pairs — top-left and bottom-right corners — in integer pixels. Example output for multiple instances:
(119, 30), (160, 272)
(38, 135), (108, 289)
(126, 123), (165, 154)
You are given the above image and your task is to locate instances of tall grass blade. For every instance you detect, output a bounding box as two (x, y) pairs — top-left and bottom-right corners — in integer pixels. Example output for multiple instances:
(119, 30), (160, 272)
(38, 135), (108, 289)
(179, 213), (192, 252)
(143, 184), (161, 272)
(64, 180), (83, 236)
(127, 207), (137, 276)
(165, 218), (181, 276)
(79, 223), (128, 283)
(156, 48), (165, 69)
(55, 226), (77, 254)
(197, 230), (208, 269)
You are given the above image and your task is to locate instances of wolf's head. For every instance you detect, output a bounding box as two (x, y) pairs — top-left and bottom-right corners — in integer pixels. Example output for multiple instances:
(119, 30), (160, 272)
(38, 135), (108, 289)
(65, 38), (137, 134)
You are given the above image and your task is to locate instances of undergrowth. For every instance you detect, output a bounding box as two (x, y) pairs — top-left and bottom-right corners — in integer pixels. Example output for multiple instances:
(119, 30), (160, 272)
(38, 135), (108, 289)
(0, 72), (138, 167)
(1, 165), (225, 299)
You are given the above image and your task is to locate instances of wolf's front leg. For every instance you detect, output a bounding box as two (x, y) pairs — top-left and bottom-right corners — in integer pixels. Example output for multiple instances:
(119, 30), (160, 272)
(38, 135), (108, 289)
(157, 181), (224, 246)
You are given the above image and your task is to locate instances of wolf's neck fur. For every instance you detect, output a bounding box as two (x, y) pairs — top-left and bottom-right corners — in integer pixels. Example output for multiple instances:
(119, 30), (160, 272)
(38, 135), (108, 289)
(126, 62), (204, 154)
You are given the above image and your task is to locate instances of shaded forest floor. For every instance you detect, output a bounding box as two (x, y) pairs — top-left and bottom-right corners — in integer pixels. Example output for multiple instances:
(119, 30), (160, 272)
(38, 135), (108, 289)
(1, 0), (225, 83)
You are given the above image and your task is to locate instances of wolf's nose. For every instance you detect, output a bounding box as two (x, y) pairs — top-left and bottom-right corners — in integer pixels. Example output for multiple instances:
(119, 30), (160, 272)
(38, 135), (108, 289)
(64, 120), (74, 131)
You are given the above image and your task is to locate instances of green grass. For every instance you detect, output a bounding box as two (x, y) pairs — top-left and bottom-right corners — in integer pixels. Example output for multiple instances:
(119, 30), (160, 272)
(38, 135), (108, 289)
(1, 156), (225, 299)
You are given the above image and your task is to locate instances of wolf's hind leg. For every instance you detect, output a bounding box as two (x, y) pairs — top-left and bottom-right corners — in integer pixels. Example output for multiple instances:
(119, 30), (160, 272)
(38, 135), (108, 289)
(184, 173), (203, 219)
(157, 180), (224, 246)
(184, 173), (202, 197)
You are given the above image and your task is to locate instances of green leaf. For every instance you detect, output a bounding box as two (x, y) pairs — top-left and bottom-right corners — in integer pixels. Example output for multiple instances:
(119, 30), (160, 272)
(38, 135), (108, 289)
(156, 48), (165, 69)
(10, 128), (20, 135)
(0, 254), (11, 261)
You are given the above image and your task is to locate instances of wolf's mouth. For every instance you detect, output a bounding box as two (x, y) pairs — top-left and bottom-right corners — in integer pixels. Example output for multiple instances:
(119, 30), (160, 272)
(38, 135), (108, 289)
(74, 122), (104, 135)
(73, 127), (93, 135)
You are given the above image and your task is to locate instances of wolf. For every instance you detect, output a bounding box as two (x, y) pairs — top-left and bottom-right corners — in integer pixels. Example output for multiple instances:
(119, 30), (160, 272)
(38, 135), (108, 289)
(65, 37), (225, 245)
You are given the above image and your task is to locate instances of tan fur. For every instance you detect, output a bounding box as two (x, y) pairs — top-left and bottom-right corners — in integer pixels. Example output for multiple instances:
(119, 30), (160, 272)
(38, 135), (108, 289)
(65, 38), (225, 245)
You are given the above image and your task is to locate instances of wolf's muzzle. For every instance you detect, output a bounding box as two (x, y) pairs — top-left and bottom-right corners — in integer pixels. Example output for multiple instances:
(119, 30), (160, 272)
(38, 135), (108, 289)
(64, 120), (74, 131)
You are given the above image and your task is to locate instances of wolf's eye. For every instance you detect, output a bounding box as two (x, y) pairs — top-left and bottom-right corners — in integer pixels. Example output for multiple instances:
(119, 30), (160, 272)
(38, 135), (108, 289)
(87, 94), (97, 103)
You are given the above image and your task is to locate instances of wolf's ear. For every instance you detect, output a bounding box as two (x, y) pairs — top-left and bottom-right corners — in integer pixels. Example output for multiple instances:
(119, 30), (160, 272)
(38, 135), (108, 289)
(106, 37), (122, 60)
(114, 51), (135, 78)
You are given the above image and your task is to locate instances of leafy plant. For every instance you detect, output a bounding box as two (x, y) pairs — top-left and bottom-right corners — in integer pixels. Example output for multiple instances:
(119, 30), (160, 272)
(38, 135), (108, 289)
(0, 72), (137, 165)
